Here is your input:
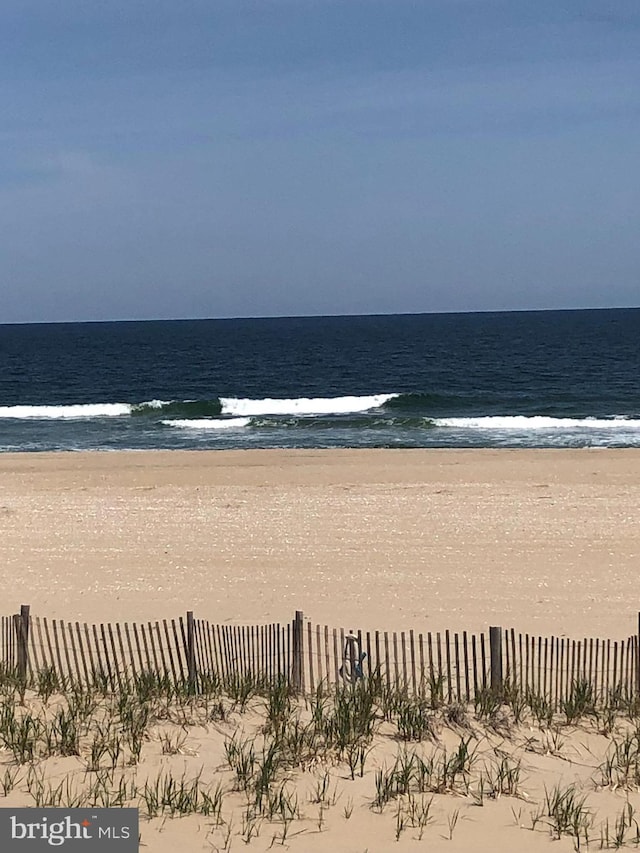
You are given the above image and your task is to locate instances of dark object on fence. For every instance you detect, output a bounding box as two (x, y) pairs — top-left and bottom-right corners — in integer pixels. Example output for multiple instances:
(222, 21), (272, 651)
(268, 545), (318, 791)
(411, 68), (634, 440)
(339, 633), (367, 683)
(489, 626), (503, 693)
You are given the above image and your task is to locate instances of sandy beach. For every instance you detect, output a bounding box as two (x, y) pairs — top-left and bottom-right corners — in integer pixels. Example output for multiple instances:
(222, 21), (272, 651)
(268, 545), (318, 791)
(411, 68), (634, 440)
(1, 447), (639, 638)
(2, 448), (640, 852)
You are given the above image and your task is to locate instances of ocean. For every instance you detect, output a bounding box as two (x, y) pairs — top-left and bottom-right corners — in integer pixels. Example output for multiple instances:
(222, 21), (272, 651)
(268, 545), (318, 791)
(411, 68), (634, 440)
(1, 308), (639, 452)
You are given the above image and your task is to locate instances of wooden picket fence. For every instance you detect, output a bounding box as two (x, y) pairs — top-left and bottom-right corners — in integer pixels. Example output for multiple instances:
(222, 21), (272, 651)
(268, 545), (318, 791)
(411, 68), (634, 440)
(2, 607), (639, 709)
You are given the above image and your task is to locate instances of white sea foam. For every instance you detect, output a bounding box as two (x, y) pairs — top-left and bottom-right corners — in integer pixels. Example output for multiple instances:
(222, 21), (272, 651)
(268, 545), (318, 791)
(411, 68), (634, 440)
(162, 417), (251, 429)
(433, 416), (640, 430)
(138, 399), (170, 409)
(220, 394), (397, 417)
(0, 403), (131, 419)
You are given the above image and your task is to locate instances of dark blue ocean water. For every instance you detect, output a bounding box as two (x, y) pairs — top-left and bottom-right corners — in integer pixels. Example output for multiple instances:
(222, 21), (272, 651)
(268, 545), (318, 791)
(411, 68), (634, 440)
(1, 309), (639, 451)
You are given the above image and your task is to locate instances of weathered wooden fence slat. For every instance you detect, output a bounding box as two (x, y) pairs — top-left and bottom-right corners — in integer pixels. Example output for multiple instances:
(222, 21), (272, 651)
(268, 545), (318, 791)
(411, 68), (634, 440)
(408, 630), (415, 695)
(471, 634), (478, 695)
(444, 630), (452, 702)
(155, 622), (171, 679)
(332, 628), (339, 685)
(324, 625), (331, 687)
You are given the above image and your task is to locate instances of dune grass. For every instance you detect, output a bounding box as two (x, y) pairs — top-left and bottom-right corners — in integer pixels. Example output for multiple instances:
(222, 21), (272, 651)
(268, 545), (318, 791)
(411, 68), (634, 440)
(1, 665), (640, 848)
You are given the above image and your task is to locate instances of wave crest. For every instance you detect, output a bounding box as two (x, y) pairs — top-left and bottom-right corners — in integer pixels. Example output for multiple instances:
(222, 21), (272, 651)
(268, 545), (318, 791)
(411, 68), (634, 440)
(434, 416), (640, 430)
(0, 403), (130, 419)
(162, 417), (251, 430)
(220, 394), (397, 417)
(133, 399), (223, 417)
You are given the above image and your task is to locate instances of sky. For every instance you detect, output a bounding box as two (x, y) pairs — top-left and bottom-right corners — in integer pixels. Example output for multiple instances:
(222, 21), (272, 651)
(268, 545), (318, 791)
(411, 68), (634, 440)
(1, 0), (639, 322)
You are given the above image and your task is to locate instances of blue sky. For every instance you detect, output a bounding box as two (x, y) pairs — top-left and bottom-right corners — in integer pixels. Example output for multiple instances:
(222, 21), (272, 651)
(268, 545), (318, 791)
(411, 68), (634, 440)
(1, 0), (639, 322)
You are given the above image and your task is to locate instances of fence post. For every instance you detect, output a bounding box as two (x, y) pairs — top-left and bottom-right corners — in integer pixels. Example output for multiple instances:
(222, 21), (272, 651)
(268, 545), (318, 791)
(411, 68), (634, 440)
(292, 610), (304, 692)
(637, 612), (640, 696)
(16, 604), (30, 681)
(186, 611), (196, 694)
(489, 626), (503, 694)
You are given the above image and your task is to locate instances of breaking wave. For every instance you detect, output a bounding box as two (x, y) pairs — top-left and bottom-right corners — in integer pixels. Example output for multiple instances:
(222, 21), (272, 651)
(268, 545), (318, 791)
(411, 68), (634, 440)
(219, 394), (397, 416)
(162, 418), (251, 430)
(133, 399), (223, 417)
(0, 403), (130, 419)
(433, 416), (640, 430)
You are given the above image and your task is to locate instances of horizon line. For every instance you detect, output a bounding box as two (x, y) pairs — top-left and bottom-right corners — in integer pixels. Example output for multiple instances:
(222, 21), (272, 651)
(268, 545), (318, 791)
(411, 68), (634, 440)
(2, 304), (639, 327)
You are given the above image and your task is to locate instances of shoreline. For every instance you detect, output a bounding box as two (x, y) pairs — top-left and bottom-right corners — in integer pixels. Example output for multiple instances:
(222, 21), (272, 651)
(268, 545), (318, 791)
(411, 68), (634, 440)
(1, 447), (639, 639)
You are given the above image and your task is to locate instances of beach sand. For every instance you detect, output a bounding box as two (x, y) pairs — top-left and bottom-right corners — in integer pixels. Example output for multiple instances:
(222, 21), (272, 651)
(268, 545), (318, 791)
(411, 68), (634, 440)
(1, 448), (639, 637)
(2, 448), (640, 851)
